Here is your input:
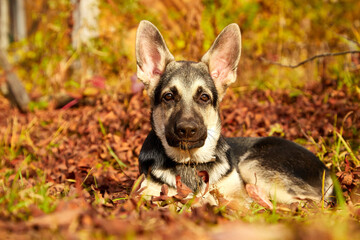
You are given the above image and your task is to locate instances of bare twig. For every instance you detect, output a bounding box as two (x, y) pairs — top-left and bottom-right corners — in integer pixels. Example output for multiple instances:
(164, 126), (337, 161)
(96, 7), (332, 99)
(260, 50), (360, 68)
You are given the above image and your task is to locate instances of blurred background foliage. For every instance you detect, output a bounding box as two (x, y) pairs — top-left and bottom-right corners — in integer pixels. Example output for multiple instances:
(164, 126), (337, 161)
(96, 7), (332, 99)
(4, 0), (360, 97)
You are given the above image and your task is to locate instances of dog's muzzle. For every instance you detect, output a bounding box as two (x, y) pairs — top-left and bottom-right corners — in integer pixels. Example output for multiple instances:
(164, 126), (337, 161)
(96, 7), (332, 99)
(165, 119), (207, 150)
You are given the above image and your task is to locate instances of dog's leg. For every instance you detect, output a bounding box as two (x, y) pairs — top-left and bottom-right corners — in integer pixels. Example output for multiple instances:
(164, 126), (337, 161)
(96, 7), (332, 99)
(245, 184), (273, 210)
(211, 169), (252, 208)
(140, 178), (178, 199)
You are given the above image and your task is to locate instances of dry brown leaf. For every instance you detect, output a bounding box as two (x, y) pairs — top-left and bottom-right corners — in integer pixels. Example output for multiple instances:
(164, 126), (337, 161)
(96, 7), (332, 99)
(175, 175), (193, 198)
(342, 172), (353, 186)
(27, 209), (83, 229)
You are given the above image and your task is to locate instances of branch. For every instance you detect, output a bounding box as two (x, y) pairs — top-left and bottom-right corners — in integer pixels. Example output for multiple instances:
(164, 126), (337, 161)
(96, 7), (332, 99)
(260, 50), (360, 68)
(0, 50), (12, 72)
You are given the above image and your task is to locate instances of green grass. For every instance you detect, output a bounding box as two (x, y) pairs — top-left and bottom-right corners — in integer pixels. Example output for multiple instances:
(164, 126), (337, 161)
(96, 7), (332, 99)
(0, 117), (58, 220)
(0, 160), (57, 220)
(98, 118), (127, 169)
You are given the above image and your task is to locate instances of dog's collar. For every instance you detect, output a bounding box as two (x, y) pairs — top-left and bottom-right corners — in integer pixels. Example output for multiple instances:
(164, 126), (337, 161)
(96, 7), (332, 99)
(182, 156), (217, 167)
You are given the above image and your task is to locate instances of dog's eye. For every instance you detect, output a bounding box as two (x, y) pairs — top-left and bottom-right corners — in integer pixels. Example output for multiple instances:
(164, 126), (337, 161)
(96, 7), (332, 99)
(200, 94), (210, 102)
(163, 93), (174, 102)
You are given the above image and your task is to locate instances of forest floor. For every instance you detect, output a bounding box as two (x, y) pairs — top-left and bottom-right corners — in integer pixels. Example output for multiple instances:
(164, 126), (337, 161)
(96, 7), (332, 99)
(0, 79), (360, 239)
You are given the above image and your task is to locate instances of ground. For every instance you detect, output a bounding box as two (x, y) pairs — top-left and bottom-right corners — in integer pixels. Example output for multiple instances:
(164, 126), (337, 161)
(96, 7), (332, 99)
(0, 79), (360, 239)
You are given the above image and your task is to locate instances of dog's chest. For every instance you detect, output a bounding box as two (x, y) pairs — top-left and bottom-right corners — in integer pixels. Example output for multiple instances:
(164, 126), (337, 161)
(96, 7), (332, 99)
(173, 159), (237, 191)
(173, 164), (213, 192)
(180, 167), (248, 206)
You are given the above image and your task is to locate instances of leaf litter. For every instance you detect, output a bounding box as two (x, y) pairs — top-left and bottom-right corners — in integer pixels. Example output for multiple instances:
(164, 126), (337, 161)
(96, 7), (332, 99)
(0, 80), (360, 239)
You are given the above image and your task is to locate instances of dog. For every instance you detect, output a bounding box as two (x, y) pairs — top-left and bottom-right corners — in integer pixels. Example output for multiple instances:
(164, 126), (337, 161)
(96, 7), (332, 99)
(135, 20), (334, 208)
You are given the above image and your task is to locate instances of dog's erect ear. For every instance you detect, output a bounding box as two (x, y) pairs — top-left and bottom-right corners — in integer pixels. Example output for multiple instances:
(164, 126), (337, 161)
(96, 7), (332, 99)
(136, 20), (174, 95)
(201, 24), (241, 99)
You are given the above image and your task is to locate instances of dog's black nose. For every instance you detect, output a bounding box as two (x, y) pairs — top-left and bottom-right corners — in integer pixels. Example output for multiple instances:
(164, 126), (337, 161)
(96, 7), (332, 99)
(175, 122), (197, 139)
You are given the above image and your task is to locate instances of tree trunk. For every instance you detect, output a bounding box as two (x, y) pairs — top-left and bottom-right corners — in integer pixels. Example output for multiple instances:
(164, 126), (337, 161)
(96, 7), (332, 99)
(13, 0), (27, 40)
(71, 0), (99, 49)
(0, 0), (10, 49)
(9, 0), (27, 41)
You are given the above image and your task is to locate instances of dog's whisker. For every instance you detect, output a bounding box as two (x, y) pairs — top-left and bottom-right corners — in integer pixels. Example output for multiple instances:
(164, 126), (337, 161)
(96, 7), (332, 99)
(207, 132), (216, 140)
(207, 128), (217, 133)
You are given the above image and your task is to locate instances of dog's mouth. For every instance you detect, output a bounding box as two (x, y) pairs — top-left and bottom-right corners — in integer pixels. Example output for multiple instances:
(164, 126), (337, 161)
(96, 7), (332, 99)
(165, 134), (207, 150)
(177, 139), (205, 150)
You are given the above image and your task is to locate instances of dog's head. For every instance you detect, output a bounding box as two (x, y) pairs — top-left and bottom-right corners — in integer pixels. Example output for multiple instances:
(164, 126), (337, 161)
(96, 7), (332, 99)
(136, 20), (241, 164)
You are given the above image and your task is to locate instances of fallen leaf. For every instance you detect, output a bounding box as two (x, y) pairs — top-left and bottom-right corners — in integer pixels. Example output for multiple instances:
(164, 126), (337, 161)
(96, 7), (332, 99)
(175, 175), (192, 198)
(245, 184), (273, 210)
(27, 208), (83, 229)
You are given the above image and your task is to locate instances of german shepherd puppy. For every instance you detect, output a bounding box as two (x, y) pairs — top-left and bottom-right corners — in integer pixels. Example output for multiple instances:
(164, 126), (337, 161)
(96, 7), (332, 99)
(135, 20), (334, 207)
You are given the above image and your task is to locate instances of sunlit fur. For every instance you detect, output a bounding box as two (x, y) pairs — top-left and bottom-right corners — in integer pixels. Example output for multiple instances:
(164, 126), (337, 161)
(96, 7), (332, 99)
(239, 157), (333, 204)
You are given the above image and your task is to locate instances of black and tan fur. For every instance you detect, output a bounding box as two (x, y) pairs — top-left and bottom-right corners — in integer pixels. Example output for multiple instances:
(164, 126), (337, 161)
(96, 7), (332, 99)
(135, 20), (334, 206)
